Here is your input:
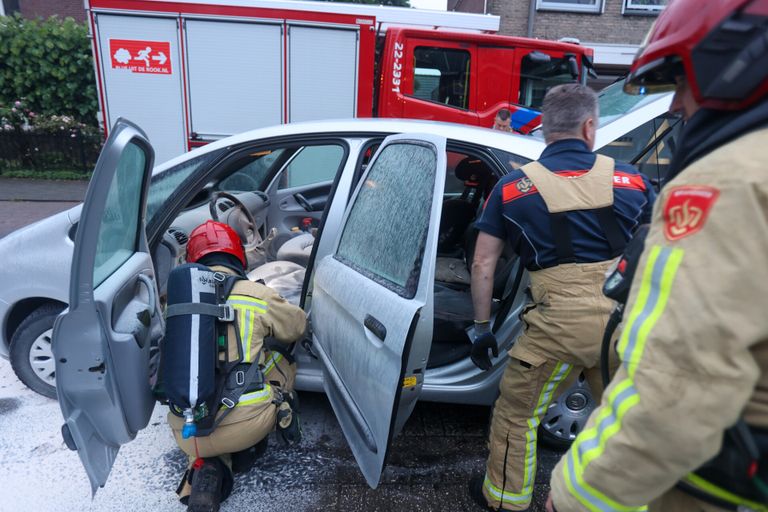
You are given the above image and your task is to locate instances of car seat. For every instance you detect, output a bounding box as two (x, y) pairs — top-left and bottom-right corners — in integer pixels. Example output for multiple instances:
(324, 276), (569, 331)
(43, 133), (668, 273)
(430, 157), (495, 367)
(437, 157), (492, 258)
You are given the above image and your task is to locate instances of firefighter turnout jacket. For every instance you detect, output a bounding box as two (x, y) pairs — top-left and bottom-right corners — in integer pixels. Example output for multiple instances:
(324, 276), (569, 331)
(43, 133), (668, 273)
(549, 128), (768, 511)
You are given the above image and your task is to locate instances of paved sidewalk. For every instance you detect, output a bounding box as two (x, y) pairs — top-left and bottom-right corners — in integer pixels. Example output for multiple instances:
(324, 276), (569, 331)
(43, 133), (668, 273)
(0, 177), (89, 202)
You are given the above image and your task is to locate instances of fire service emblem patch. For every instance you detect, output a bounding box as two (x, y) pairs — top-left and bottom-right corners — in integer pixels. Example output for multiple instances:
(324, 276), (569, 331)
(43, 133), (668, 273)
(663, 186), (720, 241)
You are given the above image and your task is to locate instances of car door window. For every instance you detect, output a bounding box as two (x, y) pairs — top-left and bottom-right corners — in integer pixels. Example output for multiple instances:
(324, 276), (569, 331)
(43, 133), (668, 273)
(94, 141), (146, 287)
(278, 145), (344, 189)
(336, 142), (436, 298)
(519, 53), (577, 109)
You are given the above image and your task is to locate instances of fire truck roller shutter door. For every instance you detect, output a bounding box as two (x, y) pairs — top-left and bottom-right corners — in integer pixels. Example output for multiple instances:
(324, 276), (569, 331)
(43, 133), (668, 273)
(288, 25), (358, 122)
(95, 14), (185, 164)
(184, 20), (283, 139)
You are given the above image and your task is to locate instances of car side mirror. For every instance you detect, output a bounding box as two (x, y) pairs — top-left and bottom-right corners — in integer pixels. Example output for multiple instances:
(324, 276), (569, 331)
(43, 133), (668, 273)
(525, 51), (551, 64)
(565, 54), (580, 80)
(582, 54), (599, 79)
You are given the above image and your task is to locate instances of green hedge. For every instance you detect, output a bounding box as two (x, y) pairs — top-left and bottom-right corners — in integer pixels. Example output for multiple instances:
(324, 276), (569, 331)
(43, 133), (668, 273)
(0, 14), (98, 126)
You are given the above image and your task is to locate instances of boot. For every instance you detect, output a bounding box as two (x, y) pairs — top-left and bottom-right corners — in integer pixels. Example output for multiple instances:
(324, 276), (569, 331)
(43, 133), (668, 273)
(231, 437), (268, 474)
(468, 474), (529, 512)
(187, 458), (232, 512)
(276, 391), (302, 446)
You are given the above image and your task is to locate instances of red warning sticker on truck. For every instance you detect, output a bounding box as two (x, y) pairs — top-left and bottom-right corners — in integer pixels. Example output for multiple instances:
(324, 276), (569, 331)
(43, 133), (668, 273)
(109, 39), (172, 75)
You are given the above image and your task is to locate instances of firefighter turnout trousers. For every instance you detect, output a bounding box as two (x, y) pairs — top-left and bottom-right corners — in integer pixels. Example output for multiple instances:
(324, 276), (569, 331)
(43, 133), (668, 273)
(482, 260), (616, 511)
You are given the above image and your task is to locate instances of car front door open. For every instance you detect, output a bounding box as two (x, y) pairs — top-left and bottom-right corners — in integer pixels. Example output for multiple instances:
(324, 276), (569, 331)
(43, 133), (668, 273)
(53, 119), (161, 494)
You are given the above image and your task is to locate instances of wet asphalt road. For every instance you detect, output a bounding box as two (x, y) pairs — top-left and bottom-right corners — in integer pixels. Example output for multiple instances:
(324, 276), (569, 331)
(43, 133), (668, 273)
(0, 363), (563, 512)
(0, 178), (563, 512)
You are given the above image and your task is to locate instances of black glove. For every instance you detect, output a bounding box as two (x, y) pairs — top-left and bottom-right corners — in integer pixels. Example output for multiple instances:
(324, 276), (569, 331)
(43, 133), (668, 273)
(471, 332), (499, 371)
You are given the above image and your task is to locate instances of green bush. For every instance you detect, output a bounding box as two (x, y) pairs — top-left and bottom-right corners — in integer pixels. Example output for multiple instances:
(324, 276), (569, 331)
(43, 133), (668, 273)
(0, 14), (98, 126)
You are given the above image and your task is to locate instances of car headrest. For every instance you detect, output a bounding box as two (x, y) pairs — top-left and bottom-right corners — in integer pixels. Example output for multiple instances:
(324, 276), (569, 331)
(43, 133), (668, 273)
(455, 157), (490, 184)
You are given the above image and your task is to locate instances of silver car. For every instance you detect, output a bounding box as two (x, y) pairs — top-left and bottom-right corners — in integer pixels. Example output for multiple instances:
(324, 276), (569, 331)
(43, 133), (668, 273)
(1, 84), (676, 489)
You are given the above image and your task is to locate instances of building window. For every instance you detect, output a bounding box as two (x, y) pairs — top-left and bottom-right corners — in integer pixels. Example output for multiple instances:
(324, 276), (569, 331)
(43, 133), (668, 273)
(623, 0), (668, 14)
(536, 0), (603, 14)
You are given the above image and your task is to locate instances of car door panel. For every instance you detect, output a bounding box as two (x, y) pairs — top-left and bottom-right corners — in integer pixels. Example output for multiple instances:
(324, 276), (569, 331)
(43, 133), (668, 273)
(53, 119), (160, 494)
(311, 133), (446, 488)
(267, 181), (331, 231)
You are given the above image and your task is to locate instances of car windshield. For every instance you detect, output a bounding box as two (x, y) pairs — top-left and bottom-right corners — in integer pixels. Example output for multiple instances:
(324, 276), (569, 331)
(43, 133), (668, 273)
(146, 149), (222, 227)
(597, 80), (666, 127)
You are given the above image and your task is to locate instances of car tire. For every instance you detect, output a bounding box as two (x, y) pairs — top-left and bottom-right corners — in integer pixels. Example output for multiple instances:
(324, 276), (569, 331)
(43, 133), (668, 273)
(538, 372), (594, 450)
(9, 303), (64, 399)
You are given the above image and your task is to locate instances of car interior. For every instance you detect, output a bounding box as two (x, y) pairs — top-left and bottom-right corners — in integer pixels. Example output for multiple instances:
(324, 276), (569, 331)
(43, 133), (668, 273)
(147, 137), (527, 371)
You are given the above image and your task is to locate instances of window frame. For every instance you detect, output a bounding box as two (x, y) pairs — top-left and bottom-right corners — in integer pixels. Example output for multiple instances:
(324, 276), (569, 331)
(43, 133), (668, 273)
(536, 0), (603, 14)
(334, 140), (438, 299)
(92, 140), (149, 288)
(622, 0), (667, 15)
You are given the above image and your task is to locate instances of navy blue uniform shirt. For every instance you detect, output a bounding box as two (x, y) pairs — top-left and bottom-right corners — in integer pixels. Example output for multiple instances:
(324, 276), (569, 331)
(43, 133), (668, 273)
(475, 139), (655, 270)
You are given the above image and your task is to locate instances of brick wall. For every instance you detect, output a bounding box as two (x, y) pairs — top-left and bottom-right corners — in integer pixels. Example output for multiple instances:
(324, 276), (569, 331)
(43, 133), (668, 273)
(448, 0), (486, 13)
(488, 0), (656, 46)
(19, 0), (86, 21)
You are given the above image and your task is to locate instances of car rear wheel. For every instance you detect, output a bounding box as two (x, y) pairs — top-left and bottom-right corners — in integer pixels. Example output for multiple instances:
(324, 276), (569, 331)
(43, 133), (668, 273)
(10, 303), (64, 399)
(539, 371), (594, 449)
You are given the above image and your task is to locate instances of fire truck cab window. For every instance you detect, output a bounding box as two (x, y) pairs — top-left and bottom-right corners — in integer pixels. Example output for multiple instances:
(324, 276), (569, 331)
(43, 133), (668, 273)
(413, 47), (471, 110)
(519, 53), (578, 109)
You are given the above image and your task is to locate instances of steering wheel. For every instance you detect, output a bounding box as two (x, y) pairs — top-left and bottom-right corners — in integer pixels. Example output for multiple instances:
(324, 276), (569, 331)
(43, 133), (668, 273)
(208, 191), (260, 248)
(294, 192), (314, 212)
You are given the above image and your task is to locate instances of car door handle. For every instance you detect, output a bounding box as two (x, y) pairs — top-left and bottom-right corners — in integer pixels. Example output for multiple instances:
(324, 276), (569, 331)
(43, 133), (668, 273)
(133, 309), (151, 348)
(364, 314), (386, 342)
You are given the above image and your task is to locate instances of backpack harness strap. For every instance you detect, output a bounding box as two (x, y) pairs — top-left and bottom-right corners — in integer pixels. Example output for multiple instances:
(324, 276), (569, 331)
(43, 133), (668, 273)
(519, 155), (626, 265)
(166, 302), (235, 322)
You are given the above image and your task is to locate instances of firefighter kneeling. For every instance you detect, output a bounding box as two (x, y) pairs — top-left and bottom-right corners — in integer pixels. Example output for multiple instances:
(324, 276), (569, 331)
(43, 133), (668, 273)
(161, 221), (306, 512)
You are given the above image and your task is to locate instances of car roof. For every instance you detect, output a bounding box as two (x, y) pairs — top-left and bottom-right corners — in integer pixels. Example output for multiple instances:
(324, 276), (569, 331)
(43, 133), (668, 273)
(152, 118), (547, 174)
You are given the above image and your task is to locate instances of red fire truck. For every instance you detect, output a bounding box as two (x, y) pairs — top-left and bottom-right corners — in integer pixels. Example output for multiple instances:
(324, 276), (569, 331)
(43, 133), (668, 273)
(86, 0), (594, 163)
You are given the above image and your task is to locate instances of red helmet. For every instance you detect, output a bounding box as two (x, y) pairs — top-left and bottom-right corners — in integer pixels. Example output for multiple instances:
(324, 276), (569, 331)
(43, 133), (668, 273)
(625, 0), (768, 110)
(186, 221), (246, 267)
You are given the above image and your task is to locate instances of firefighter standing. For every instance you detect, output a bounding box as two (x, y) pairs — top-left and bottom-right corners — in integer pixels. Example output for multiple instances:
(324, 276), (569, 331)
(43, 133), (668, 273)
(546, 1), (768, 511)
(469, 84), (655, 512)
(168, 221), (306, 512)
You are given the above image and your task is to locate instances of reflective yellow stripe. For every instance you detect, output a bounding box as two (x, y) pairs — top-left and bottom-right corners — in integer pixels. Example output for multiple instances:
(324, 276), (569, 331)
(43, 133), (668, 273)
(564, 379), (644, 512)
(484, 361), (572, 506)
(228, 295), (268, 312)
(617, 246), (684, 377)
(264, 352), (283, 375)
(563, 245), (684, 511)
(237, 384), (272, 407)
(683, 474), (768, 512)
(229, 295), (268, 364)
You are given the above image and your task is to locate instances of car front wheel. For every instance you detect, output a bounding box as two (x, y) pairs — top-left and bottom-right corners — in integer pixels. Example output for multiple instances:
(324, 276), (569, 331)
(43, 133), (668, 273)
(9, 303), (64, 399)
